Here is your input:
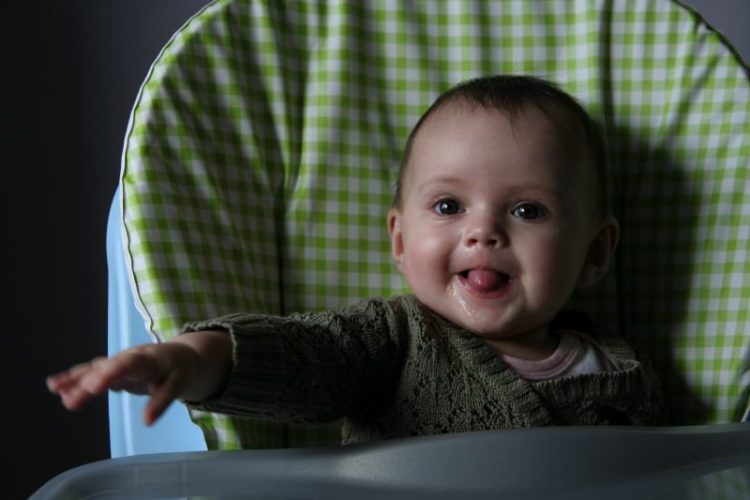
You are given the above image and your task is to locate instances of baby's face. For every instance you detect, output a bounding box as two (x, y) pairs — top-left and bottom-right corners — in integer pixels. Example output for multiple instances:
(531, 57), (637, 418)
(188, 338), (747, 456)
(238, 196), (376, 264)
(388, 104), (609, 354)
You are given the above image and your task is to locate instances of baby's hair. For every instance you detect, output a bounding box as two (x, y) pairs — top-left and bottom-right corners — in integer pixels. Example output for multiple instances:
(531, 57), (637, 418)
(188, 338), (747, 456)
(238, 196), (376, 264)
(393, 74), (610, 219)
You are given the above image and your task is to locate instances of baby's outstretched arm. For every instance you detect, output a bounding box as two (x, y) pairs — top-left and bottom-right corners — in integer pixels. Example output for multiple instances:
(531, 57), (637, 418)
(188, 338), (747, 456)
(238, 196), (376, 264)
(46, 330), (233, 425)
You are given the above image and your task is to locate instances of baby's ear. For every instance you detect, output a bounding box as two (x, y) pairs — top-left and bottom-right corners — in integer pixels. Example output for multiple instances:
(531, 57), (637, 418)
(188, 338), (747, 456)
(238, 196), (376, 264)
(577, 215), (620, 289)
(387, 208), (405, 272)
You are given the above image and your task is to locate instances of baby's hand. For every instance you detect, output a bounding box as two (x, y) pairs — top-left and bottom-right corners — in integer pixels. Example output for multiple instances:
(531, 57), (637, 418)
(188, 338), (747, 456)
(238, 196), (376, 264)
(47, 331), (231, 425)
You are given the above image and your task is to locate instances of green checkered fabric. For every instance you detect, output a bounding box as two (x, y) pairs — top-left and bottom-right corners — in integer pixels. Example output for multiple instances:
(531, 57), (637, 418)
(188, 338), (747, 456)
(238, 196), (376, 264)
(121, 0), (750, 452)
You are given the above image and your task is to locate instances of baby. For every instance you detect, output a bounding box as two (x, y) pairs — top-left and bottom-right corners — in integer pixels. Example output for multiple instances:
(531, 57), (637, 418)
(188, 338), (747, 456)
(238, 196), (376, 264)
(48, 75), (667, 444)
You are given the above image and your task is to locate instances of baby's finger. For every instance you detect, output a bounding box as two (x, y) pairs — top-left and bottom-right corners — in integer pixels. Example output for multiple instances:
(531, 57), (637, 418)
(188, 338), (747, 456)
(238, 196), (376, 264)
(46, 357), (105, 393)
(57, 381), (99, 411)
(47, 373), (72, 393)
(143, 371), (184, 426)
(80, 350), (161, 395)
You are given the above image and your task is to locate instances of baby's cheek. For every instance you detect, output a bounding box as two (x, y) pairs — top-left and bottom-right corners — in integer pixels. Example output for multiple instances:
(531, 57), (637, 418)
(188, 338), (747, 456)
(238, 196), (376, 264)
(533, 242), (586, 295)
(402, 234), (448, 279)
(413, 233), (444, 255)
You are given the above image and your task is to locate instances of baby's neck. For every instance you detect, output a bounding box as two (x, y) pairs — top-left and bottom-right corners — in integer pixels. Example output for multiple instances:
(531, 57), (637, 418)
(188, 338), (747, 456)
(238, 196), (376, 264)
(485, 326), (559, 361)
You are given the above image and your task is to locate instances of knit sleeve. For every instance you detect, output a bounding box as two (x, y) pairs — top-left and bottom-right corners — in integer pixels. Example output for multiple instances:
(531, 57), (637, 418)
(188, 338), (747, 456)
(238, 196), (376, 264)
(181, 297), (410, 424)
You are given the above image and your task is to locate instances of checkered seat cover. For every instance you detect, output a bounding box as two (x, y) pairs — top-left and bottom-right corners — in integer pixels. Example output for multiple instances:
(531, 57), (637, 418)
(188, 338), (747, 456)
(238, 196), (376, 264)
(120, 0), (750, 450)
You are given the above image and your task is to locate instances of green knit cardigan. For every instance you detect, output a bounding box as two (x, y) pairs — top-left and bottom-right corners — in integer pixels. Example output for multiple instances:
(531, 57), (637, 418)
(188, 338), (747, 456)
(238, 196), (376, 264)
(185, 295), (667, 444)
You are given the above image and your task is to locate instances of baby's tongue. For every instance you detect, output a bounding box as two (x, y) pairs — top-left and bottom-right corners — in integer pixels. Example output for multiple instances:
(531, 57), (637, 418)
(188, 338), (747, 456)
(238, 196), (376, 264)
(466, 269), (506, 291)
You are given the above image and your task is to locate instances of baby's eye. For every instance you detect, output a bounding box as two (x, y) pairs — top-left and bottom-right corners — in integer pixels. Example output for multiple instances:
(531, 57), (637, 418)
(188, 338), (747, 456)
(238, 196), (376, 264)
(511, 203), (547, 220)
(433, 198), (462, 215)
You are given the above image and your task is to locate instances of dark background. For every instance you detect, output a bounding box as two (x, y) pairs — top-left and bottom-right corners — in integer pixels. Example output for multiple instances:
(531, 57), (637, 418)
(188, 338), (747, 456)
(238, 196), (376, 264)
(5, 1), (747, 498)
(6, 2), (209, 498)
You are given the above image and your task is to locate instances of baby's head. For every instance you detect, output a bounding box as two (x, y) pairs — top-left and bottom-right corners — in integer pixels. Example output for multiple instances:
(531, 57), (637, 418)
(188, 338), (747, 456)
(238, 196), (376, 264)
(388, 74), (619, 357)
(394, 74), (610, 218)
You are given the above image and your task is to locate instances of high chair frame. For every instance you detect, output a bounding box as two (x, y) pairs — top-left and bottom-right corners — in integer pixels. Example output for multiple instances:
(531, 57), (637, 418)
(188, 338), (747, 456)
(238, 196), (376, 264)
(35, 0), (750, 497)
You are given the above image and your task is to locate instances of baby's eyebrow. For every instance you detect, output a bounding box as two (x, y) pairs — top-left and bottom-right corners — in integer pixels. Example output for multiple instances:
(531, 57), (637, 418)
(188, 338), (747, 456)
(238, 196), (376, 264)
(417, 177), (565, 202)
(416, 175), (467, 194)
(514, 185), (565, 201)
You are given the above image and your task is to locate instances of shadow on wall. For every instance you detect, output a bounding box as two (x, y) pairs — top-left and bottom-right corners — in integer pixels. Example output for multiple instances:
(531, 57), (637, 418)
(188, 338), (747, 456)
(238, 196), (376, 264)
(608, 123), (708, 424)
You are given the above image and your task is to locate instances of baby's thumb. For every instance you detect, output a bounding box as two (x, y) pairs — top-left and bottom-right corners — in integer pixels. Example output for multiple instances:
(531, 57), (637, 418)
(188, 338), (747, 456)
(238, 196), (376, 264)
(143, 373), (182, 426)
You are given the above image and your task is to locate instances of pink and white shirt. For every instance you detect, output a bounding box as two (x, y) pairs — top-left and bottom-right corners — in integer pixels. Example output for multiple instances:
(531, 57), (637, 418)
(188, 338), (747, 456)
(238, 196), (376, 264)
(500, 331), (618, 381)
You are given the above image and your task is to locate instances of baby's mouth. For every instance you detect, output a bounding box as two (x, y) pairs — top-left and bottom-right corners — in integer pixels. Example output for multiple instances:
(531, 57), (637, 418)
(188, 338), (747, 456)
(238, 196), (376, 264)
(458, 269), (512, 295)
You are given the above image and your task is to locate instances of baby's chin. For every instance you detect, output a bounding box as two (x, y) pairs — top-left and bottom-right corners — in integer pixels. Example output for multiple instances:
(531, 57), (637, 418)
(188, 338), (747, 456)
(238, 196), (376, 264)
(413, 287), (525, 338)
(440, 307), (513, 338)
(441, 303), (548, 343)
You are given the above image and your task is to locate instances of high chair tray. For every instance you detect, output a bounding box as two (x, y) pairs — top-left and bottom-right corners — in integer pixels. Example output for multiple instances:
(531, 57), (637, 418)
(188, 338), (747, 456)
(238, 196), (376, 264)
(32, 424), (749, 499)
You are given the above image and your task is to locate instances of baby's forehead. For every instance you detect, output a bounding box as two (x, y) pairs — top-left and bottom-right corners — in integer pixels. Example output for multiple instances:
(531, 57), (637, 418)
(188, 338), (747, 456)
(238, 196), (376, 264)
(436, 98), (587, 138)
(406, 102), (602, 203)
(413, 101), (591, 165)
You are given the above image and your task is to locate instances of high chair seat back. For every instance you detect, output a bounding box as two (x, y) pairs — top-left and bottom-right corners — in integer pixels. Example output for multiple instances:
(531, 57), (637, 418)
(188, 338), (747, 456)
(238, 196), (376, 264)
(111, 0), (749, 456)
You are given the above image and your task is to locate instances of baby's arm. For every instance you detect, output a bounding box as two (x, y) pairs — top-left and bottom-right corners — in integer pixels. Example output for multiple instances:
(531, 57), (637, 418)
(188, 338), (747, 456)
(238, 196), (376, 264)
(182, 298), (411, 424)
(46, 330), (232, 425)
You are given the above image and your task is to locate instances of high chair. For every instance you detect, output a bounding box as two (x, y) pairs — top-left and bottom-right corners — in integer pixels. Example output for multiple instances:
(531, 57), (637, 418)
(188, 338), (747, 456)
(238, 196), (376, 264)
(106, 194), (206, 456)
(34, 0), (749, 498)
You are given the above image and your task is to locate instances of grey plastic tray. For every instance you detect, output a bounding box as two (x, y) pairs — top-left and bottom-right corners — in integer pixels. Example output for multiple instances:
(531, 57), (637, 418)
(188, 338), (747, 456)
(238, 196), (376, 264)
(32, 424), (749, 499)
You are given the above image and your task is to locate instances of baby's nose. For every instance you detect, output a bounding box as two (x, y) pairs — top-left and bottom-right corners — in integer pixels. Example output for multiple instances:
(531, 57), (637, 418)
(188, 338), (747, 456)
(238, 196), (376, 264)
(465, 231), (501, 247)
(463, 215), (507, 248)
